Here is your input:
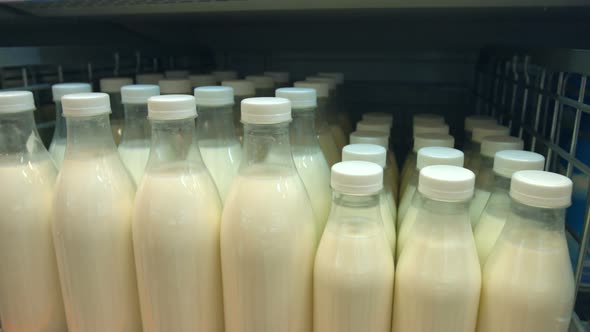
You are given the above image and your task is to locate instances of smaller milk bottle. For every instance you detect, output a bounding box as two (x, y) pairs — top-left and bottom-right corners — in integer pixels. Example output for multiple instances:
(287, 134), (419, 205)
(306, 76), (347, 149)
(50, 83), (92, 168)
(136, 73), (164, 85)
(363, 112), (393, 141)
(319, 72), (352, 136)
(245, 75), (275, 97)
(394, 165), (480, 332)
(164, 70), (189, 79)
(100, 77), (133, 144)
(195, 86), (243, 203)
(478, 171), (575, 332)
(314, 161), (394, 332)
(463, 115), (496, 164)
(356, 119), (399, 179)
(396, 147), (464, 259)
(474, 150), (544, 265)
(189, 74), (216, 88)
(118, 84), (160, 185)
(212, 70), (238, 84)
(264, 71), (291, 88)
(342, 144), (396, 252)
(159, 79), (192, 95)
(464, 124), (509, 175)
(133, 95), (224, 332)
(222, 80), (255, 142)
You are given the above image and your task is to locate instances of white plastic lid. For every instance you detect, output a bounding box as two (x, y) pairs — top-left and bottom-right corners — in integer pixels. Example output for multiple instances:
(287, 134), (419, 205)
(264, 71), (290, 84)
(318, 72), (344, 84)
(331, 161), (383, 195)
(417, 147), (464, 170)
(194, 86), (234, 107)
(293, 81), (330, 98)
(363, 112), (393, 127)
(241, 97), (291, 124)
(136, 73), (164, 85)
(222, 80), (255, 97)
(0, 91), (36, 113)
(212, 70), (238, 83)
(413, 133), (455, 152)
(148, 94), (197, 120)
(481, 135), (524, 157)
(165, 70), (189, 79)
(494, 150), (545, 178)
(510, 170), (572, 208)
(100, 77), (133, 93)
(62, 92), (111, 117)
(342, 144), (387, 168)
(413, 113), (445, 125)
(121, 85), (160, 104)
(472, 124), (510, 143)
(52, 83), (92, 102)
(159, 79), (192, 94)
(465, 115), (496, 132)
(189, 74), (216, 87)
(275, 88), (316, 109)
(350, 130), (389, 148)
(356, 120), (390, 134)
(306, 76), (337, 91)
(418, 165), (475, 202)
(413, 122), (450, 136)
(245, 75), (275, 89)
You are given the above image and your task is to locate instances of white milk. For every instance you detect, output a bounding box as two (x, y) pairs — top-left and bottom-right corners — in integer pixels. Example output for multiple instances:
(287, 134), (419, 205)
(133, 163), (224, 332)
(330, 124), (347, 150)
(118, 143), (150, 185)
(221, 165), (317, 332)
(314, 222), (394, 332)
(199, 142), (242, 203)
(49, 140), (66, 169)
(318, 129), (340, 166)
(474, 212), (506, 265)
(470, 189), (491, 226)
(0, 158), (67, 332)
(53, 152), (141, 332)
(398, 184), (416, 225)
(396, 199), (419, 260)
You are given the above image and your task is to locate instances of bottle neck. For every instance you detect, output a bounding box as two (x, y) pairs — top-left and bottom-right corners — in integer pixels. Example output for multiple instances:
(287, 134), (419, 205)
(146, 117), (202, 170)
(109, 92), (124, 120)
(325, 92), (338, 124)
(328, 191), (383, 226)
(508, 200), (566, 232)
(493, 174), (511, 191)
(476, 156), (496, 189)
(421, 195), (471, 223)
(196, 104), (238, 143)
(316, 97), (330, 127)
(291, 107), (320, 152)
(65, 113), (117, 157)
(241, 122), (295, 171)
(52, 101), (66, 141)
(0, 111), (47, 160)
(121, 103), (150, 143)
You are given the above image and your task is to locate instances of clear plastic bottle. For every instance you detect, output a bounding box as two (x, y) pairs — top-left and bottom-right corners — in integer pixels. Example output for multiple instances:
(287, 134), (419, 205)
(314, 161), (394, 332)
(136, 73), (164, 85)
(319, 72), (353, 136)
(133, 95), (224, 332)
(463, 115), (496, 164)
(195, 86), (242, 203)
(464, 124), (509, 176)
(220, 97), (317, 332)
(342, 144), (396, 253)
(100, 77), (134, 145)
(0, 91), (67, 332)
(158, 79), (192, 95)
(394, 165), (480, 332)
(478, 171), (575, 332)
(222, 80), (255, 142)
(474, 150), (544, 265)
(53, 92), (141, 332)
(306, 76), (348, 149)
(397, 147), (464, 259)
(49, 83), (92, 169)
(245, 75), (275, 97)
(264, 71), (291, 88)
(189, 74), (216, 88)
(212, 70), (238, 84)
(355, 119), (399, 188)
(164, 70), (189, 79)
(277, 87), (332, 235)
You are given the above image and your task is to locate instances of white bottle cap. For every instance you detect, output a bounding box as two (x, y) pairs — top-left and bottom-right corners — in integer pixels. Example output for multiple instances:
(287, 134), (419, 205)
(494, 150), (545, 178)
(245, 75), (275, 89)
(264, 71), (290, 84)
(417, 147), (464, 170)
(241, 97), (291, 124)
(222, 80), (255, 97)
(465, 115), (496, 132)
(293, 81), (330, 98)
(350, 130), (389, 148)
(413, 133), (455, 152)
(212, 70), (238, 83)
(189, 74), (216, 87)
(100, 77), (133, 93)
(318, 72), (344, 84)
(419, 165), (475, 202)
(164, 70), (189, 79)
(275, 88), (316, 109)
(62, 92), (111, 117)
(481, 135), (524, 157)
(158, 79), (192, 94)
(148, 95), (197, 121)
(413, 122), (449, 136)
(331, 161), (383, 195)
(0, 91), (35, 113)
(362, 112), (393, 128)
(121, 85), (160, 104)
(356, 120), (390, 134)
(194, 86), (234, 107)
(342, 144), (387, 168)
(413, 113), (445, 125)
(306, 76), (337, 91)
(52, 83), (92, 102)
(472, 124), (510, 143)
(136, 73), (164, 85)
(510, 170), (572, 208)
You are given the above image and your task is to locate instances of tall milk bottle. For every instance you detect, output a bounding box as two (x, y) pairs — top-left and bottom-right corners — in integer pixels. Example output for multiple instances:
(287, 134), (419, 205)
(393, 165), (480, 332)
(136, 73), (164, 85)
(314, 161), (394, 332)
(52, 93), (141, 332)
(189, 74), (216, 89)
(220, 97), (317, 332)
(474, 150), (544, 265)
(133, 95), (224, 332)
(294, 81), (340, 166)
(49, 83), (92, 168)
(264, 71), (291, 88)
(464, 124), (509, 176)
(277, 87), (332, 234)
(463, 115), (496, 164)
(396, 147), (464, 259)
(469, 135), (523, 225)
(0, 91), (67, 332)
(222, 80), (255, 142)
(212, 70), (238, 84)
(306, 76), (348, 150)
(158, 79), (192, 95)
(478, 171), (575, 332)
(118, 84), (160, 185)
(356, 120), (399, 190)
(318, 72), (353, 136)
(245, 75), (275, 97)
(342, 144), (396, 252)
(362, 112), (394, 162)
(100, 77), (133, 144)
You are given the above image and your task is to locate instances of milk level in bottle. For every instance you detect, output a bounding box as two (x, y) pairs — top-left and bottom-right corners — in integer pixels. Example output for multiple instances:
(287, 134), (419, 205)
(164, 70), (189, 79)
(49, 83), (92, 168)
(0, 91), (67, 332)
(314, 161), (394, 332)
(100, 77), (133, 144)
(53, 92), (141, 332)
(159, 79), (192, 95)
(189, 74), (216, 88)
(318, 72), (353, 136)
(474, 150), (544, 265)
(478, 171), (575, 332)
(342, 144), (396, 252)
(264, 71), (291, 88)
(212, 70), (238, 84)
(277, 87), (332, 234)
(118, 84), (159, 185)
(220, 97), (317, 332)
(356, 119), (399, 183)
(394, 165), (480, 332)
(133, 95), (224, 332)
(464, 124), (509, 176)
(396, 147), (464, 259)
(245, 75), (275, 97)
(463, 115), (496, 164)
(222, 80), (255, 142)
(136, 73), (164, 85)
(195, 86), (242, 203)
(306, 76), (348, 150)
